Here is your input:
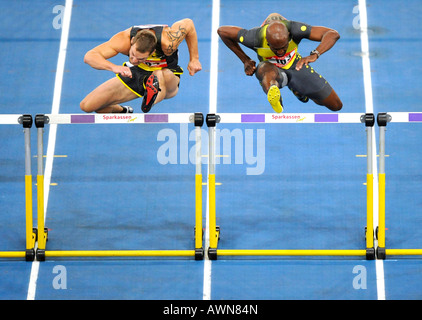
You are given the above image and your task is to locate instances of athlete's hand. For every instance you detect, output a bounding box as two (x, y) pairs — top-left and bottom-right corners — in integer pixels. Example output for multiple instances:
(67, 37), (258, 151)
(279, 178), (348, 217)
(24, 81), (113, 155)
(113, 65), (132, 78)
(187, 59), (202, 75)
(295, 55), (318, 71)
(244, 59), (256, 76)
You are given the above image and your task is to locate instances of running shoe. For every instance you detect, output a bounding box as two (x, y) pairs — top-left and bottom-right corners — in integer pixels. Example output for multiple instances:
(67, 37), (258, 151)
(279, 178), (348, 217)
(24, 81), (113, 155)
(141, 74), (161, 113)
(267, 85), (283, 113)
(121, 106), (134, 113)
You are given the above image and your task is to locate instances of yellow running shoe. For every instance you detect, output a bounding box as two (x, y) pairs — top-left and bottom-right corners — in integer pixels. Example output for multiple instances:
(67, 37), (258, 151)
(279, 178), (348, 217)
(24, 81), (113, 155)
(267, 85), (283, 113)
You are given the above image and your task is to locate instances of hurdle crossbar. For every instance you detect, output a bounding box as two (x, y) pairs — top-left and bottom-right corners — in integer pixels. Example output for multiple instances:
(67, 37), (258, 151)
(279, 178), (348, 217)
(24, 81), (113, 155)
(206, 112), (376, 260)
(34, 113), (204, 261)
(43, 113), (194, 125)
(376, 112), (422, 259)
(0, 114), (36, 261)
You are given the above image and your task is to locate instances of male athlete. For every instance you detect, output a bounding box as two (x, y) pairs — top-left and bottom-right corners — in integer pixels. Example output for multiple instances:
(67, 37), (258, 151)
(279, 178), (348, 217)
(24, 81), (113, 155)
(218, 13), (342, 113)
(80, 18), (202, 113)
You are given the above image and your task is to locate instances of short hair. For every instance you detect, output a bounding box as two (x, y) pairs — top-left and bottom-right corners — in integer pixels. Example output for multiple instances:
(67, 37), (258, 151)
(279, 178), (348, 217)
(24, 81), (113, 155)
(132, 29), (157, 54)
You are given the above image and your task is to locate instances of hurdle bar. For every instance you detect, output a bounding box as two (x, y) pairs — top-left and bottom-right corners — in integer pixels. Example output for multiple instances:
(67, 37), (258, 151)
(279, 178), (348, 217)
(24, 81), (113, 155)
(206, 112), (376, 260)
(376, 112), (422, 259)
(34, 113), (204, 260)
(0, 115), (36, 261)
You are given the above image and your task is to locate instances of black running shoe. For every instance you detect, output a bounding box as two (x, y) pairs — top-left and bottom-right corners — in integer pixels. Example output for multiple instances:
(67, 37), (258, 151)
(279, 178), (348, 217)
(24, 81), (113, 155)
(120, 106), (134, 113)
(141, 74), (161, 113)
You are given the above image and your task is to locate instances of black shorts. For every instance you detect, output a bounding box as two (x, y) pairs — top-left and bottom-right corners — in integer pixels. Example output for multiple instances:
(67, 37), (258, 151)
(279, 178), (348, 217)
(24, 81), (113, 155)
(116, 63), (183, 97)
(257, 59), (333, 101)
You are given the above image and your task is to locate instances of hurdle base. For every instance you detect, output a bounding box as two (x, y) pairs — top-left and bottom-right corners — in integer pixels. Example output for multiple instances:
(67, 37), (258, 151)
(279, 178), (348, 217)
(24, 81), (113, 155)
(376, 247), (386, 259)
(195, 248), (204, 260)
(25, 248), (35, 261)
(39, 249), (199, 259)
(211, 249), (369, 258)
(208, 248), (218, 260)
(366, 247), (376, 260)
(384, 248), (422, 257)
(36, 249), (46, 261)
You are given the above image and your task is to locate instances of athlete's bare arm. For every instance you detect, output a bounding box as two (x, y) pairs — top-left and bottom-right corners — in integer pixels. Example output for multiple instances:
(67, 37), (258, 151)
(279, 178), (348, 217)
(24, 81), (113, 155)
(83, 28), (133, 77)
(217, 26), (256, 76)
(164, 18), (202, 76)
(295, 26), (340, 70)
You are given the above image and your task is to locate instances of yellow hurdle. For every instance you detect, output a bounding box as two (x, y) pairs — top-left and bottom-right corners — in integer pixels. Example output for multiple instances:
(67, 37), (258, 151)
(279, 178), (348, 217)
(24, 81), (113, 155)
(209, 174), (217, 249)
(377, 173), (386, 248)
(195, 174), (203, 250)
(366, 173), (374, 249)
(376, 112), (422, 259)
(0, 251), (26, 258)
(37, 174), (47, 250)
(217, 249), (367, 257)
(25, 175), (36, 252)
(0, 115), (36, 260)
(34, 113), (205, 261)
(204, 113), (376, 260)
(45, 250), (195, 257)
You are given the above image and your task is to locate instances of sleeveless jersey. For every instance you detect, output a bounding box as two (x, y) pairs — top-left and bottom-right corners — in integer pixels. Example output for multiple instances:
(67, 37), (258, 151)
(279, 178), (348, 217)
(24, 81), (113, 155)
(130, 24), (179, 71)
(237, 20), (312, 70)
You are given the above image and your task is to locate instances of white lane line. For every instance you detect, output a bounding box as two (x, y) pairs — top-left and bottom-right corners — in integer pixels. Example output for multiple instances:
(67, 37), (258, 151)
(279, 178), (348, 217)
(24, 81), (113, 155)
(26, 0), (73, 300)
(358, 0), (386, 300)
(203, 0), (220, 301)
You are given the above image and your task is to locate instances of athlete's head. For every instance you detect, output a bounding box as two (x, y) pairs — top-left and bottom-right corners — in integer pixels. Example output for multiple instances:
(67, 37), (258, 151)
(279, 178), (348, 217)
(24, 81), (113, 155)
(129, 29), (157, 64)
(266, 22), (290, 57)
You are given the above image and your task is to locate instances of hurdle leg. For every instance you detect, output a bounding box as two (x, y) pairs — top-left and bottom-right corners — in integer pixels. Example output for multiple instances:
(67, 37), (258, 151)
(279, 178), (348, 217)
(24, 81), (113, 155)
(206, 114), (219, 260)
(194, 113), (204, 260)
(363, 113), (375, 259)
(35, 115), (48, 261)
(376, 113), (389, 259)
(22, 115), (36, 261)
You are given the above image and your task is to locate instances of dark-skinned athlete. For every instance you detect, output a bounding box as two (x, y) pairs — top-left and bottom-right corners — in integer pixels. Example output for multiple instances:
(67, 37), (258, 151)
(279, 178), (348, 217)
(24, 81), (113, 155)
(217, 13), (342, 113)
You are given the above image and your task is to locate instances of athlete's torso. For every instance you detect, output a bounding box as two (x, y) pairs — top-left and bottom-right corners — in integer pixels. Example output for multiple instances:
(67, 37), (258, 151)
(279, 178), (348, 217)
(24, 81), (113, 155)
(130, 24), (179, 71)
(238, 20), (312, 69)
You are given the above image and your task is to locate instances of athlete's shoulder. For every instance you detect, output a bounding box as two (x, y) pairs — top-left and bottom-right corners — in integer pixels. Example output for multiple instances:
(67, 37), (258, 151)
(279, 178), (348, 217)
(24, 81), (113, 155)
(287, 20), (312, 40)
(238, 26), (262, 48)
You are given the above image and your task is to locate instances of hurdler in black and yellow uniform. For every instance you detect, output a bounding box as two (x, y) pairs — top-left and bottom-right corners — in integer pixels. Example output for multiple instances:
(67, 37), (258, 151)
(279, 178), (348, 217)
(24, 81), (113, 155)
(237, 18), (333, 103)
(116, 25), (183, 104)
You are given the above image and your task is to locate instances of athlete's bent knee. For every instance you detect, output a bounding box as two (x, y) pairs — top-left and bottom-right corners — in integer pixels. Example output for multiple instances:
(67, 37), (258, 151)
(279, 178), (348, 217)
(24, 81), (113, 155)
(327, 100), (343, 112)
(80, 99), (94, 113)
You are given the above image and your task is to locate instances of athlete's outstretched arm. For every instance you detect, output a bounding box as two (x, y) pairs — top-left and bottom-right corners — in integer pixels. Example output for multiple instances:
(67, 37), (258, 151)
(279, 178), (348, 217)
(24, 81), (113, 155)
(217, 26), (256, 76)
(83, 28), (133, 77)
(168, 18), (202, 76)
(295, 26), (340, 70)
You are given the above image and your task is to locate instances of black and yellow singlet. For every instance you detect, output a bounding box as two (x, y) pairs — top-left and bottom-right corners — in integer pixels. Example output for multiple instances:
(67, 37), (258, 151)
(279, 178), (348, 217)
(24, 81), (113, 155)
(237, 20), (312, 70)
(129, 24), (182, 73)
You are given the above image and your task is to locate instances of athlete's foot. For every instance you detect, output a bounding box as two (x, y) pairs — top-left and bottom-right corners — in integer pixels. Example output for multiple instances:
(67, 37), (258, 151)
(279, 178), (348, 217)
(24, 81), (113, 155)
(267, 85), (283, 113)
(141, 74), (161, 113)
(120, 105), (134, 113)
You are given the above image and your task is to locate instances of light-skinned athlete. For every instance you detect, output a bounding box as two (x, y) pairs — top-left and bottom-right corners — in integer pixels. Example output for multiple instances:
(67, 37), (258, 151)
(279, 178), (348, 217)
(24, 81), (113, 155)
(218, 13), (342, 113)
(80, 18), (202, 113)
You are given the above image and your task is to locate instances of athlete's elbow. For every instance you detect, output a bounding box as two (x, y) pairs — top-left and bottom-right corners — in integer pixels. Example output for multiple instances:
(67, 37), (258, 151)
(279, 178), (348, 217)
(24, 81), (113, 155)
(331, 29), (340, 41)
(217, 26), (226, 37)
(217, 26), (231, 40)
(83, 50), (95, 65)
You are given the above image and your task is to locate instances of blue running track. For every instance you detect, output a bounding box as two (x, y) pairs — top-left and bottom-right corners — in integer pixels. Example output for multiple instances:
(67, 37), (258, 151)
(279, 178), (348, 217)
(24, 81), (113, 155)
(1, 0), (422, 302)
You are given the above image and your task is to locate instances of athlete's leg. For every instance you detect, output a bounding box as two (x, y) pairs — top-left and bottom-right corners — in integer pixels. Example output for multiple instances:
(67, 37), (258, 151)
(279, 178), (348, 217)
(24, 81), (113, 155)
(312, 89), (343, 111)
(256, 62), (288, 113)
(80, 77), (139, 113)
(152, 68), (180, 104)
(286, 64), (342, 111)
(255, 61), (287, 93)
